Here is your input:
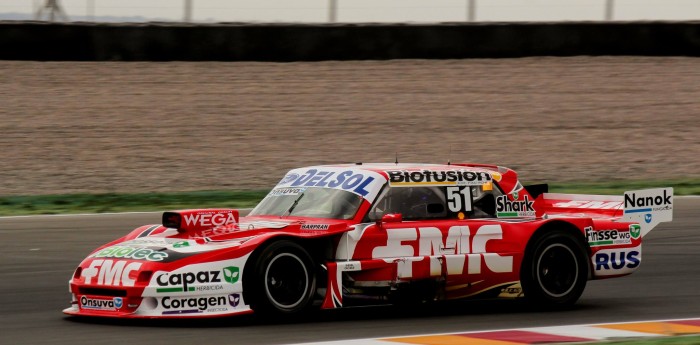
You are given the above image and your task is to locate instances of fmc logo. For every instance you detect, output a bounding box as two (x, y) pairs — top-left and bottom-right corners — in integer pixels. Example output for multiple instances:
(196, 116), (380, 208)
(81, 260), (142, 286)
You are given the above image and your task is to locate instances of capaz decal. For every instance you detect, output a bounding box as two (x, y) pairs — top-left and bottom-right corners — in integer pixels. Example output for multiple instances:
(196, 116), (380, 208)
(81, 260), (142, 286)
(155, 266), (240, 293)
(585, 226), (633, 247)
(93, 246), (168, 262)
(495, 195), (535, 217)
(387, 170), (492, 187)
(160, 295), (231, 314)
(222, 266), (239, 284)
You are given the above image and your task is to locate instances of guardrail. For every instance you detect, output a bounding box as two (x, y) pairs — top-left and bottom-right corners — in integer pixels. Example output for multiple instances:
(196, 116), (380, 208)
(2, 21), (700, 61)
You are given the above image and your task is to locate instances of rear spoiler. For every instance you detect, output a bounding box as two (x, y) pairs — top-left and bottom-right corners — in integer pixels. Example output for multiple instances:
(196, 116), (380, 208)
(536, 187), (673, 237)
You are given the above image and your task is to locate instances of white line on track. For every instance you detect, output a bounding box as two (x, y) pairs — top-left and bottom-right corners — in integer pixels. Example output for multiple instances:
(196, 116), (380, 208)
(289, 316), (700, 345)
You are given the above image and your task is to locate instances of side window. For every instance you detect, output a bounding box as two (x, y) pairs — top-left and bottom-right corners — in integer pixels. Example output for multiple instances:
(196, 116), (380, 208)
(367, 187), (446, 221)
(367, 183), (504, 222)
(468, 183), (503, 218)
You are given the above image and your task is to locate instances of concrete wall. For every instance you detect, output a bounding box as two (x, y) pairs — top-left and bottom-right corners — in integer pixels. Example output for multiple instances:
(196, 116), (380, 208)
(2, 21), (700, 61)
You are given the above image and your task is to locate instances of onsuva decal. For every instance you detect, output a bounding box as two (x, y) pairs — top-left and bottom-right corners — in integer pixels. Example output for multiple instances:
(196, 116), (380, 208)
(155, 266), (240, 293)
(301, 224), (330, 230)
(80, 296), (122, 311)
(386, 170), (492, 187)
(593, 246), (641, 276)
(495, 195), (535, 218)
(160, 295), (233, 314)
(275, 167), (385, 201)
(92, 245), (168, 262)
(269, 187), (305, 196)
(81, 260), (142, 286)
(585, 226), (634, 247)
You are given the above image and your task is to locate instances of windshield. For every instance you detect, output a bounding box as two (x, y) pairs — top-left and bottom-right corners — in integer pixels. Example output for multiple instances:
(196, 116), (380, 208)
(249, 187), (365, 220)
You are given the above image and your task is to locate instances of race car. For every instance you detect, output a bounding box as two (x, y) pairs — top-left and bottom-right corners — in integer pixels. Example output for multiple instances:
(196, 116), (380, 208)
(64, 163), (673, 318)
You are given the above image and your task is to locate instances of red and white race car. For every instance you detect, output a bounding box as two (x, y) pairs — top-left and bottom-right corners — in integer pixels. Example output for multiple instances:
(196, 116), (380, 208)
(64, 163), (673, 318)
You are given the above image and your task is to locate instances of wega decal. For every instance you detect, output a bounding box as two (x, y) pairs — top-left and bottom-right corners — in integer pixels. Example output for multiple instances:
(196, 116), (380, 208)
(496, 195), (535, 218)
(301, 224), (330, 230)
(183, 212), (237, 228)
(81, 260), (142, 286)
(387, 170), (492, 187)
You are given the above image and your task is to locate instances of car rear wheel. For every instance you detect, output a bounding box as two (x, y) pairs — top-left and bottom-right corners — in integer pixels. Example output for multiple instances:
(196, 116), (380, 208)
(521, 230), (588, 309)
(246, 240), (317, 316)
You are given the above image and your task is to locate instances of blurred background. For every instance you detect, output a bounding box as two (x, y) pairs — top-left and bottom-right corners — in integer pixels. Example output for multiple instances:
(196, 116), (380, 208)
(4, 0), (700, 23)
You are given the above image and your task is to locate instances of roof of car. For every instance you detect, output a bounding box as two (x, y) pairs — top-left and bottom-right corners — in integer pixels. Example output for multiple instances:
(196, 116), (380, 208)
(315, 162), (503, 174)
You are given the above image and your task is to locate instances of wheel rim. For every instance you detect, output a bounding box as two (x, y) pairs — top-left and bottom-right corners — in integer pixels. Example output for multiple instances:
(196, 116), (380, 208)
(264, 253), (309, 310)
(536, 243), (579, 298)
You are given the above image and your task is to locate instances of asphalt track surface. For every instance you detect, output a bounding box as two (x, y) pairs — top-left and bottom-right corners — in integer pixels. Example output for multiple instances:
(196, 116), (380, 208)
(1, 199), (698, 345)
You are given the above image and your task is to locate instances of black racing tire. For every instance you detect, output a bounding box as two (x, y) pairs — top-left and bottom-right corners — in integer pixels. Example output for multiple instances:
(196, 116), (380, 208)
(245, 240), (317, 317)
(520, 230), (589, 309)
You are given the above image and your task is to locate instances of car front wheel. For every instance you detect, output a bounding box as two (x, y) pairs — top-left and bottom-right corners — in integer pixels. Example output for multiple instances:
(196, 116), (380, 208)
(246, 240), (317, 316)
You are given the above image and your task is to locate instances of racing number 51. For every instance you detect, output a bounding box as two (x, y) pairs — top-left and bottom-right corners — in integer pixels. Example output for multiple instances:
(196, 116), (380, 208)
(446, 186), (472, 213)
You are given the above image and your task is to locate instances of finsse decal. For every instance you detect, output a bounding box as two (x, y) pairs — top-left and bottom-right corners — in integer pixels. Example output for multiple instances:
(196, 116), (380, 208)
(371, 224), (513, 278)
(496, 194), (535, 217)
(275, 167), (385, 201)
(155, 266), (239, 293)
(81, 260), (142, 286)
(386, 169), (492, 187)
(585, 226), (639, 247)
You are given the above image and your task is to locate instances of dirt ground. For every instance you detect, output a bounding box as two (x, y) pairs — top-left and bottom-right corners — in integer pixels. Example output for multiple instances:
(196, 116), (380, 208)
(1, 57), (698, 196)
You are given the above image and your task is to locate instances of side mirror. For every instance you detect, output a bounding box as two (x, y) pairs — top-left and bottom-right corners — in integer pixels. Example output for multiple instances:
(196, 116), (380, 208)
(377, 213), (402, 227)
